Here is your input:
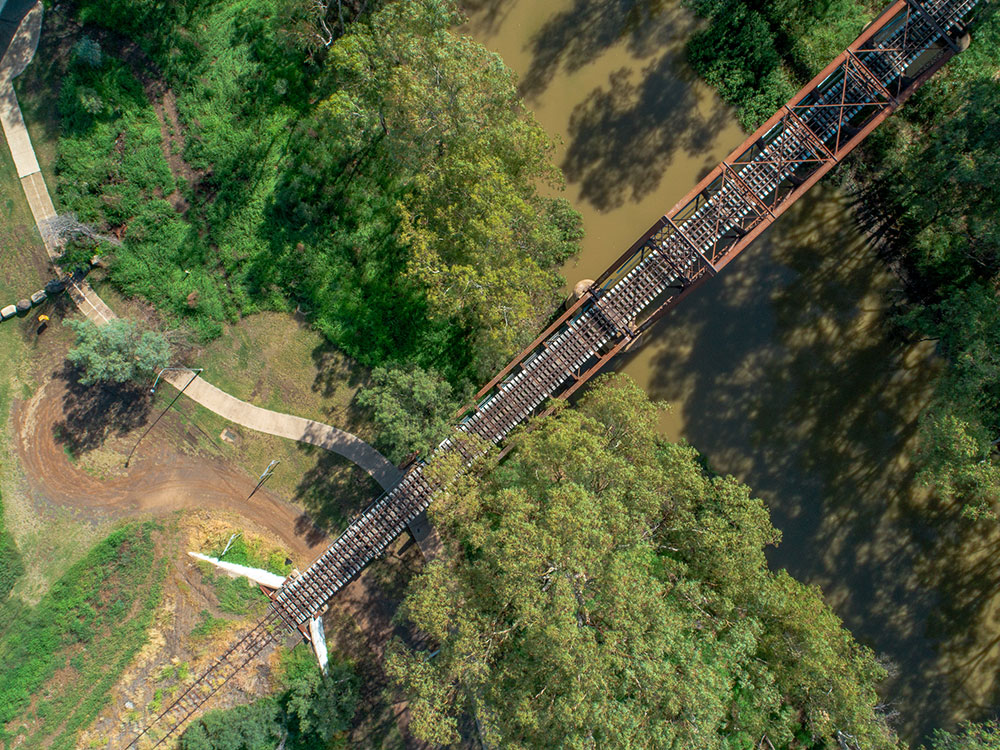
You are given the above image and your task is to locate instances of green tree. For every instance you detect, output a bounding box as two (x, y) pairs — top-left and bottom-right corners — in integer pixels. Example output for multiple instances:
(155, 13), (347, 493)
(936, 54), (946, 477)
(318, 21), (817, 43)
(926, 721), (1000, 750)
(276, 0), (582, 381)
(64, 319), (170, 386)
(900, 284), (1000, 519)
(284, 661), (359, 742)
(178, 699), (283, 750)
(356, 366), (459, 463)
(388, 375), (897, 749)
(893, 77), (1000, 288)
(179, 646), (359, 750)
(915, 408), (1000, 520)
(685, 0), (873, 129)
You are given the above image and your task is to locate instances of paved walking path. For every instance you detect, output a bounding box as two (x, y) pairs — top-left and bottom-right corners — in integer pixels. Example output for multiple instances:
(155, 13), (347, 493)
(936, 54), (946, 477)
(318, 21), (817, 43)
(0, 1), (404, 493)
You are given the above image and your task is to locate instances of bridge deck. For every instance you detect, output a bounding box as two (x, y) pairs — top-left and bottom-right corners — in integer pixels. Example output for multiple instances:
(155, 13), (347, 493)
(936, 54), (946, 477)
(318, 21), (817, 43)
(273, 0), (981, 632)
(132, 0), (987, 745)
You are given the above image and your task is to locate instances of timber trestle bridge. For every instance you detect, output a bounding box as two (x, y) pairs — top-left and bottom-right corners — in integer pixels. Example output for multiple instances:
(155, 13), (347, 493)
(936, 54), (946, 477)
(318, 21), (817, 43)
(130, 0), (987, 745)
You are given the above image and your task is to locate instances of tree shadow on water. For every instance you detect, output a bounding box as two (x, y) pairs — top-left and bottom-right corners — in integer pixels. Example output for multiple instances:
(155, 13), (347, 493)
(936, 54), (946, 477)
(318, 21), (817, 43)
(561, 52), (731, 211)
(52, 362), (153, 455)
(508, 0), (731, 211)
(618, 185), (999, 743)
(461, 0), (516, 38)
(518, 0), (697, 102)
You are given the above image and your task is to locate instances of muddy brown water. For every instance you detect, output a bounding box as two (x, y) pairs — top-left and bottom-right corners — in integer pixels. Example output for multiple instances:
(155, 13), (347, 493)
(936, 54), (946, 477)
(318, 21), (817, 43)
(464, 0), (1000, 743)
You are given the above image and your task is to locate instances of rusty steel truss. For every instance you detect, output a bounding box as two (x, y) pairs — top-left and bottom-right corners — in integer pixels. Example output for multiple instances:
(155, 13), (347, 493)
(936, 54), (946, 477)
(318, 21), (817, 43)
(129, 0), (986, 746)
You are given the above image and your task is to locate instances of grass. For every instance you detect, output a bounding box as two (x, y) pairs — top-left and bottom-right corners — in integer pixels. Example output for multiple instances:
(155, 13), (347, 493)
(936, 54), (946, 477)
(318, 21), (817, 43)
(0, 522), (167, 750)
(70, 274), (383, 530)
(197, 527), (291, 616)
(0, 488), (24, 601)
(206, 528), (292, 575)
(196, 311), (374, 435)
(190, 608), (228, 639)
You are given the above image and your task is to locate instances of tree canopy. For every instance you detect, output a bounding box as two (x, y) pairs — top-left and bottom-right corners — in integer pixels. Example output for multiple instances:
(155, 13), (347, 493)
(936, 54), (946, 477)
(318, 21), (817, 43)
(685, 0), (873, 129)
(356, 366), (460, 463)
(925, 721), (1000, 750)
(64, 319), (170, 386)
(272, 0), (582, 381)
(388, 375), (897, 749)
(59, 0), (581, 385)
(179, 645), (358, 750)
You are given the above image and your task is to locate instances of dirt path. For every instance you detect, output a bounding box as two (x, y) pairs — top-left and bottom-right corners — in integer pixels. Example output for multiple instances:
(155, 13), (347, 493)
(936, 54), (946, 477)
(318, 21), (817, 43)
(13, 376), (329, 563)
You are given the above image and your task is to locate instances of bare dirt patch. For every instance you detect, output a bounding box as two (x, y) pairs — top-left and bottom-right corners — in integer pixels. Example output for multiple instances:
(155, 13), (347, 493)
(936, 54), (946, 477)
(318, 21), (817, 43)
(13, 373), (325, 560)
(12, 352), (432, 747)
(77, 512), (287, 749)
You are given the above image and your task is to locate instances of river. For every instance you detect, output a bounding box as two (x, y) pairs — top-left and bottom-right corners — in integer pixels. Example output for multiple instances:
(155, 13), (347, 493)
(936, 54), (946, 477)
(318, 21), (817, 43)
(464, 0), (1000, 744)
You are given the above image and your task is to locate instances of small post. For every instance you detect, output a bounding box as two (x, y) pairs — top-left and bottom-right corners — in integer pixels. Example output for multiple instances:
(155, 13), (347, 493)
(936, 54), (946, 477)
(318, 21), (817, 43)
(125, 367), (203, 468)
(220, 532), (241, 558)
(247, 460), (280, 501)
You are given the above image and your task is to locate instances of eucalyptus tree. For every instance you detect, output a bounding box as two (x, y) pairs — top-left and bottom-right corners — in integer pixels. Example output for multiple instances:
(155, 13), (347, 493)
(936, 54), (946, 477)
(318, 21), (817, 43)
(389, 375), (898, 749)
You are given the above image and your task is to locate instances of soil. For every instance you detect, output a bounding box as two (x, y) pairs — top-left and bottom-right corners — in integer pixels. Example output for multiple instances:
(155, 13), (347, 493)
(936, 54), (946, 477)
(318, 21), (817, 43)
(11, 361), (435, 748)
(14, 375), (326, 562)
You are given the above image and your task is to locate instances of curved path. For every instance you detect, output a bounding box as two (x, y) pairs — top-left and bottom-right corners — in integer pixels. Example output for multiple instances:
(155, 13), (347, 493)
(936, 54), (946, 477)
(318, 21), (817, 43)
(0, 2), (403, 492)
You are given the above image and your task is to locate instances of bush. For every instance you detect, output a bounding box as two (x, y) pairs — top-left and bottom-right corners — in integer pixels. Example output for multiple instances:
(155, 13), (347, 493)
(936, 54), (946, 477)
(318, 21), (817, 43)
(72, 36), (103, 69)
(64, 318), (170, 385)
(179, 645), (359, 750)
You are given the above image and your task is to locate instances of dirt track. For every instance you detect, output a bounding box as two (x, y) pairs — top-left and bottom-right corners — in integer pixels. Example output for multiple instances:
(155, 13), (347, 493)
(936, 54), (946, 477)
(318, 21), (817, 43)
(13, 376), (329, 564)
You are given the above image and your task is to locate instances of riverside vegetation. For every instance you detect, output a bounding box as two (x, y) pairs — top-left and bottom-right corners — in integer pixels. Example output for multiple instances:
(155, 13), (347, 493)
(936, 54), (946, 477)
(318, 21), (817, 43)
(685, 0), (1000, 520)
(8, 0), (998, 748)
(178, 642), (359, 750)
(57, 0), (582, 389)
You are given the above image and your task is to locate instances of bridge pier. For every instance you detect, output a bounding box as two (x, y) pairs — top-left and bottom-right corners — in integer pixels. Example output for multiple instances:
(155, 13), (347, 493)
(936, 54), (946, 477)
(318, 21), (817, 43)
(406, 510), (442, 561)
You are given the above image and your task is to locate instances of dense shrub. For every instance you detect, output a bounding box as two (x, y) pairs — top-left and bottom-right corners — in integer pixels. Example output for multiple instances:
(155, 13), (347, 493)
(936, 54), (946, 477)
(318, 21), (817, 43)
(57, 0), (581, 383)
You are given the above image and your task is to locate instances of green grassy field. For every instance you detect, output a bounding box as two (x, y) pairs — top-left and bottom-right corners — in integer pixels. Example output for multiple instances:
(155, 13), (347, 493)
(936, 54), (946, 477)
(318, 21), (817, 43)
(0, 522), (167, 749)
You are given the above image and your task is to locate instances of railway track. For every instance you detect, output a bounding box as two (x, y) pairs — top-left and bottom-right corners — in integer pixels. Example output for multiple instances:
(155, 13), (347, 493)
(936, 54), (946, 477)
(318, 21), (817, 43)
(128, 1), (987, 746)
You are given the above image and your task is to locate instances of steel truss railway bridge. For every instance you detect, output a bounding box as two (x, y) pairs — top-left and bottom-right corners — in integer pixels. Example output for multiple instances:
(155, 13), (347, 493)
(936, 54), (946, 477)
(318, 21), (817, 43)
(130, 0), (988, 745)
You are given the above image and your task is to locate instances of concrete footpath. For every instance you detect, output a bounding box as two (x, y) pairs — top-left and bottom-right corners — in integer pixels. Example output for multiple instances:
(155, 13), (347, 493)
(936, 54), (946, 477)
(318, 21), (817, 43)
(0, 1), (405, 495)
(164, 370), (404, 490)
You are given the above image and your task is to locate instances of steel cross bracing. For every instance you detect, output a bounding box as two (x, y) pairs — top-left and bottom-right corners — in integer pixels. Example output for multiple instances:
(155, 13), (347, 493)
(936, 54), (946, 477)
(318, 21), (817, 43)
(128, 0), (986, 746)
